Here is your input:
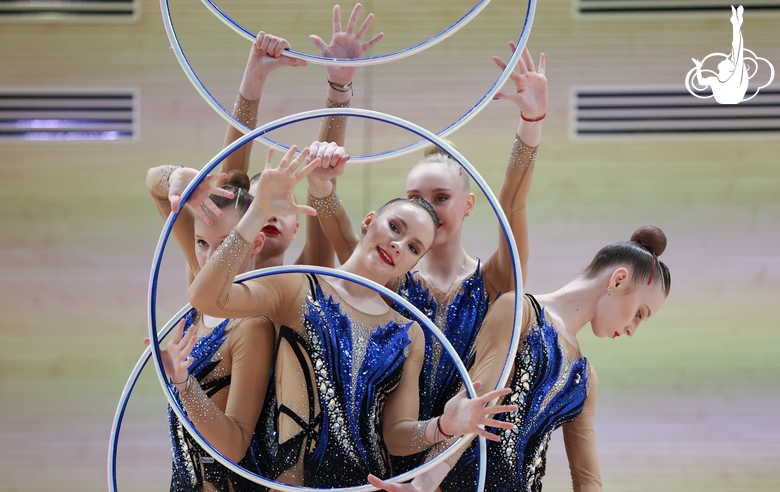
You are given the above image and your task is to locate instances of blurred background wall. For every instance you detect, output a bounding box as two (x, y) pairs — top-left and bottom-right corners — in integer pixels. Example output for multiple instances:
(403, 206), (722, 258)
(1, 0), (778, 490)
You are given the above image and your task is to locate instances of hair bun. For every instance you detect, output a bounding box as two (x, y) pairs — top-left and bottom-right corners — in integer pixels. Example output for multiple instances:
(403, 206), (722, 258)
(423, 139), (456, 159)
(630, 225), (667, 256)
(224, 170), (250, 192)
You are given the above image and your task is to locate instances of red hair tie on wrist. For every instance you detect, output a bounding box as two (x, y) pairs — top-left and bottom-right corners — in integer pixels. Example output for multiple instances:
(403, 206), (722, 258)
(520, 112), (546, 122)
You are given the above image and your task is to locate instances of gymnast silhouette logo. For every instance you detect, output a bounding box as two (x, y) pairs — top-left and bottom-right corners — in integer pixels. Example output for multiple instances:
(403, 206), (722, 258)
(685, 5), (774, 104)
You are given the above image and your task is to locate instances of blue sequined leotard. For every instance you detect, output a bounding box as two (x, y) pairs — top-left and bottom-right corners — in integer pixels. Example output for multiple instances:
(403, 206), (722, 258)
(168, 308), (268, 492)
(252, 274), (421, 488)
(441, 294), (589, 492)
(391, 265), (490, 473)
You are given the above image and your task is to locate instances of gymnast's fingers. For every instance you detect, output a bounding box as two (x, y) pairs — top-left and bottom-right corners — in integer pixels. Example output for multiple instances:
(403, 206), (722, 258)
(522, 46), (535, 73)
(332, 4), (342, 34)
(538, 52), (546, 76)
(362, 31), (385, 52)
(264, 148), (274, 171)
(287, 147), (309, 173)
(355, 11), (374, 40)
(345, 3), (362, 35)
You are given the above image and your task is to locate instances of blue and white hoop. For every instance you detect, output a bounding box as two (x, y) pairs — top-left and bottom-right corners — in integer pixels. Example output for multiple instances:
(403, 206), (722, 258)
(109, 109), (524, 491)
(158, 0), (537, 163)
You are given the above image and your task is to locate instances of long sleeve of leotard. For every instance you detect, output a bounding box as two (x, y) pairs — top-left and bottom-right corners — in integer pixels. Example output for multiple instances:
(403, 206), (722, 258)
(310, 187), (360, 266)
(219, 94), (259, 181)
(178, 317), (275, 462)
(146, 166), (201, 280)
(188, 229), (302, 319)
(292, 97), (350, 268)
(381, 322), (441, 456)
(562, 363), (602, 492)
(481, 136), (537, 299)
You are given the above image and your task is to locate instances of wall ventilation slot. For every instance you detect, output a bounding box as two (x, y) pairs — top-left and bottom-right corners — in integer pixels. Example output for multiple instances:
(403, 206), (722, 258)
(0, 0), (138, 20)
(573, 86), (780, 136)
(0, 91), (137, 141)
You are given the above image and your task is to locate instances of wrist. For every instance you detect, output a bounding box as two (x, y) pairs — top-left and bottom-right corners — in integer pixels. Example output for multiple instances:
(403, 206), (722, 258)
(520, 111), (546, 122)
(437, 415), (454, 438)
(308, 178), (333, 198)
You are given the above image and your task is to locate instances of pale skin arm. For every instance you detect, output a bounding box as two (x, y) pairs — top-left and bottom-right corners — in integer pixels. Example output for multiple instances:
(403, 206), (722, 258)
(482, 44), (547, 298)
(306, 142), (361, 265)
(562, 364), (602, 492)
(187, 147), (321, 318)
(145, 317), (275, 462)
(145, 166), (233, 277)
(219, 32), (306, 183)
(381, 324), (518, 457)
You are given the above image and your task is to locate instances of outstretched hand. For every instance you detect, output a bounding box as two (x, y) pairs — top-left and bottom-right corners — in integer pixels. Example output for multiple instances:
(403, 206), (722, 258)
(493, 43), (548, 121)
(310, 3), (385, 85)
(253, 146), (322, 217)
(306, 141), (350, 182)
(168, 167), (234, 226)
(143, 319), (197, 388)
(240, 32), (307, 100)
(439, 381), (517, 442)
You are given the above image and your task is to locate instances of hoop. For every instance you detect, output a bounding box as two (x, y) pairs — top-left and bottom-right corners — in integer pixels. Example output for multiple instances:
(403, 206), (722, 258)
(158, 0), (537, 163)
(109, 109), (524, 491)
(200, 0), (493, 67)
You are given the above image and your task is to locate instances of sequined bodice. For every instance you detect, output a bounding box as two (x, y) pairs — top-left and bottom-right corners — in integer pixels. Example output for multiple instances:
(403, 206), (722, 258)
(393, 265), (489, 420)
(256, 276), (414, 488)
(443, 297), (589, 492)
(169, 309), (267, 492)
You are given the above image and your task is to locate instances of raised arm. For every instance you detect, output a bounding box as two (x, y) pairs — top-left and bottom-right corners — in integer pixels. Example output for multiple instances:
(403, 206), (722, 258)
(296, 3), (385, 266)
(146, 165), (233, 278)
(188, 147), (320, 318)
(304, 141), (359, 265)
(482, 44), (547, 299)
(220, 32), (307, 180)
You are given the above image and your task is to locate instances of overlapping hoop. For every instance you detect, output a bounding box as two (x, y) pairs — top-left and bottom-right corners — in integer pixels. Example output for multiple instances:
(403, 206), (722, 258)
(200, 0), (493, 67)
(109, 108), (524, 491)
(159, 0), (536, 163)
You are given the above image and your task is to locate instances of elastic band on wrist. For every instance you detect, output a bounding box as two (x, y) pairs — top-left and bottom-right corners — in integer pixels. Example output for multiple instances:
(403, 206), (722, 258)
(520, 111), (546, 122)
(328, 79), (353, 96)
(437, 416), (453, 438)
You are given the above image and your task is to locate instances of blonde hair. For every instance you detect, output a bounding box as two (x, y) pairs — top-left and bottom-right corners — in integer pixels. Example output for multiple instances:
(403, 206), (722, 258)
(415, 140), (470, 190)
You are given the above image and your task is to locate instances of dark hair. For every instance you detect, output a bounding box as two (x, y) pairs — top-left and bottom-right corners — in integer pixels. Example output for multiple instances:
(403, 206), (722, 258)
(376, 197), (440, 233)
(417, 140), (470, 190)
(210, 170), (253, 213)
(583, 225), (671, 296)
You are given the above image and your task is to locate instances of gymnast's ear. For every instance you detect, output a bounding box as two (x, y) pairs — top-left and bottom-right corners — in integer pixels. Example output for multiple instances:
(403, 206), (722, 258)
(251, 232), (266, 255)
(360, 211), (376, 235)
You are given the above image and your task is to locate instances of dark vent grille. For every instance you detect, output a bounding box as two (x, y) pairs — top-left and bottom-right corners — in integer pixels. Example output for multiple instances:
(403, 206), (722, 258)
(577, 0), (780, 15)
(0, 0), (138, 20)
(573, 86), (780, 136)
(0, 91), (137, 141)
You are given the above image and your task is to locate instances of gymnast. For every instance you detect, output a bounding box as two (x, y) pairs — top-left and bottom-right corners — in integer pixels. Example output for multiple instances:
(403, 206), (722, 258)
(370, 226), (672, 492)
(187, 145), (518, 490)
(147, 13), (381, 487)
(304, 42), (546, 473)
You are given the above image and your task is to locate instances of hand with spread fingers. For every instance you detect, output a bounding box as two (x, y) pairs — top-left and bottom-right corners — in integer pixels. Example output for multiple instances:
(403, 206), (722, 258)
(438, 381), (518, 442)
(310, 3), (385, 86)
(493, 43), (548, 122)
(252, 146), (322, 218)
(240, 31), (307, 101)
(144, 320), (197, 392)
(168, 168), (234, 226)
